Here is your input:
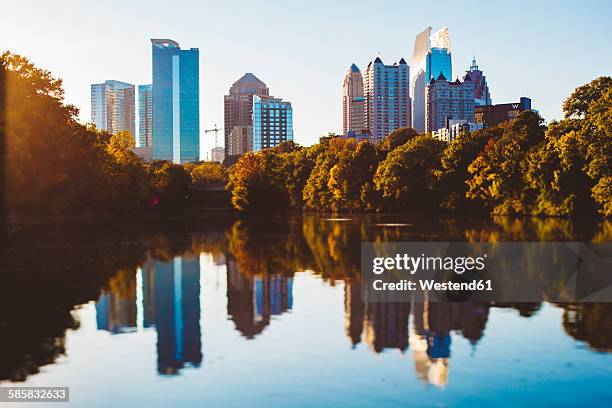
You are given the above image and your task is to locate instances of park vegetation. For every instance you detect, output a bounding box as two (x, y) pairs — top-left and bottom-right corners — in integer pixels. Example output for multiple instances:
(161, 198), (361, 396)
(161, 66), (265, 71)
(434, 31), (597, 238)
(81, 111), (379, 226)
(1, 51), (609, 219)
(1, 52), (227, 219)
(228, 77), (611, 218)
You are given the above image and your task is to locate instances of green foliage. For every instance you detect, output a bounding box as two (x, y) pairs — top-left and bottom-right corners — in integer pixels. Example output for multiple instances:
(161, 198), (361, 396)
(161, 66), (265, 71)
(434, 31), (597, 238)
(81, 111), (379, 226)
(377, 127), (419, 154)
(148, 161), (192, 209)
(435, 128), (495, 210)
(467, 111), (546, 215)
(190, 162), (227, 187)
(374, 135), (446, 209)
(227, 151), (288, 212)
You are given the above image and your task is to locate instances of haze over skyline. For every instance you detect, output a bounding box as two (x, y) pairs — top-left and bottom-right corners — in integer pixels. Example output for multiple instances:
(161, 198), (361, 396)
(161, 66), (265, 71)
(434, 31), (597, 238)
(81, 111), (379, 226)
(2, 0), (611, 158)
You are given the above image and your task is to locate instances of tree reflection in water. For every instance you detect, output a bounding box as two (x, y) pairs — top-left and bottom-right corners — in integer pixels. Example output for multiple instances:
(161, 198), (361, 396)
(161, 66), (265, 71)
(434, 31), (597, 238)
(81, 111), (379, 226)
(0, 215), (609, 383)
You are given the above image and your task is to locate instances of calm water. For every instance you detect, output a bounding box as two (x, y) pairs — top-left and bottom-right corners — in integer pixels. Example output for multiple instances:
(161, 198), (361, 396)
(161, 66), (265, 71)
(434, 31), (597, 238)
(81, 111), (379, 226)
(1, 215), (611, 407)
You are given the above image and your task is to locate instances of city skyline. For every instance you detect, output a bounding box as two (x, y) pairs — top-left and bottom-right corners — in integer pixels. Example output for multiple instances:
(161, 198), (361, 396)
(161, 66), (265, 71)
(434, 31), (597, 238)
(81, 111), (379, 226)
(2, 0), (611, 158)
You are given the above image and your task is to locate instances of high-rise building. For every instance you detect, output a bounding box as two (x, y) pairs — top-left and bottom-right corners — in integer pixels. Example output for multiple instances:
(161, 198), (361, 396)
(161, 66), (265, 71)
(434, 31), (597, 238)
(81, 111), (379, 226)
(211, 146), (225, 163)
(342, 63), (365, 134)
(90, 80), (135, 136)
(464, 57), (491, 106)
(142, 255), (202, 375)
(228, 126), (253, 157)
(138, 84), (153, 147)
(411, 27), (452, 133)
(151, 39), (200, 164)
(363, 56), (411, 142)
(252, 96), (293, 152)
(475, 97), (532, 127)
(224, 73), (269, 157)
(425, 72), (474, 133)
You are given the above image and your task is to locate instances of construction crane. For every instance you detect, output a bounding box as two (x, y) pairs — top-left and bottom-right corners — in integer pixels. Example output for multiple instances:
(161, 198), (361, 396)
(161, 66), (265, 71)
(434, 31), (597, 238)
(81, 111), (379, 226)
(204, 124), (223, 148)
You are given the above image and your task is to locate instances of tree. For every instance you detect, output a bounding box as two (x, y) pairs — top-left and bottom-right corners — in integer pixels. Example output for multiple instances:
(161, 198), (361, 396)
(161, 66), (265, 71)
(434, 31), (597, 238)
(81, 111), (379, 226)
(374, 135), (446, 209)
(2, 51), (112, 215)
(303, 138), (355, 211)
(227, 150), (288, 212)
(377, 127), (419, 154)
(435, 128), (495, 210)
(190, 162), (227, 187)
(328, 141), (379, 211)
(467, 111), (546, 215)
(148, 161), (192, 209)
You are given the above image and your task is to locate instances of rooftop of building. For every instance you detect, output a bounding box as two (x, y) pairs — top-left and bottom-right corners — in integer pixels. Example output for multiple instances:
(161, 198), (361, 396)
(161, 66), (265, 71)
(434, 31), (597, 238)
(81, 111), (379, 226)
(151, 39), (179, 48)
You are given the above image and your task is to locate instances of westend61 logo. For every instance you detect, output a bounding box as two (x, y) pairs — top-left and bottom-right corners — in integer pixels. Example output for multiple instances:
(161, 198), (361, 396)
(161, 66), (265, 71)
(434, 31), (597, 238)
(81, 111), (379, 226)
(372, 253), (488, 275)
(360, 242), (612, 303)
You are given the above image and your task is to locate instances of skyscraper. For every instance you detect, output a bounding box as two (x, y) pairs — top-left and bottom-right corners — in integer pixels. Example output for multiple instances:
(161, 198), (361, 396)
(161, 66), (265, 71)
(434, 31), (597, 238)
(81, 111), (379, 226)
(425, 72), (474, 133)
(252, 96), (293, 151)
(90, 80), (135, 136)
(138, 84), (153, 147)
(411, 27), (452, 133)
(463, 57), (491, 106)
(142, 255), (202, 375)
(151, 39), (200, 164)
(228, 126), (253, 156)
(224, 73), (269, 157)
(342, 63), (365, 134)
(363, 56), (411, 142)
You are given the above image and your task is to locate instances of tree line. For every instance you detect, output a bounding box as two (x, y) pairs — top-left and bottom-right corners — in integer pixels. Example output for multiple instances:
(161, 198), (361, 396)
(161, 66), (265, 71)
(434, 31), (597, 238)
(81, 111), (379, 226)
(228, 77), (611, 217)
(1, 51), (609, 219)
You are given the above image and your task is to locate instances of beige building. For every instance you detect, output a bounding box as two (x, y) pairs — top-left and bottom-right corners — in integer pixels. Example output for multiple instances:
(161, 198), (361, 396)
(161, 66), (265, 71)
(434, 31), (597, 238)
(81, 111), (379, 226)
(228, 126), (253, 157)
(342, 64), (365, 134)
(224, 73), (269, 157)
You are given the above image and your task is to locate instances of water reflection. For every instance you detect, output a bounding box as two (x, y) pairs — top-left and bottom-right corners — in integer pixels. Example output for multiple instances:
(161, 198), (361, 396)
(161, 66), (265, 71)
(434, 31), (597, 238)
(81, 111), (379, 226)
(0, 215), (610, 388)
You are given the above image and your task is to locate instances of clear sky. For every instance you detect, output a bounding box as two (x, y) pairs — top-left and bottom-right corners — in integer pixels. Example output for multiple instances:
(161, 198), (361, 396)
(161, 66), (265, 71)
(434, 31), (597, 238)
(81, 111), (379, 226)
(2, 0), (611, 157)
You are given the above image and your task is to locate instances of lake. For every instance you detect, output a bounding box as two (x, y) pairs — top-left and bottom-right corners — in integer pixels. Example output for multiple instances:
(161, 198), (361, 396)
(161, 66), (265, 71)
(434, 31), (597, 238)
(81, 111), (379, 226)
(0, 214), (611, 407)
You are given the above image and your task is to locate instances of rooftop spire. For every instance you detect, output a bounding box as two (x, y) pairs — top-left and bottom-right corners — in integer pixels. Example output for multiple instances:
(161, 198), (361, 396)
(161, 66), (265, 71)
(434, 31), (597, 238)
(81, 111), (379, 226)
(470, 55), (479, 71)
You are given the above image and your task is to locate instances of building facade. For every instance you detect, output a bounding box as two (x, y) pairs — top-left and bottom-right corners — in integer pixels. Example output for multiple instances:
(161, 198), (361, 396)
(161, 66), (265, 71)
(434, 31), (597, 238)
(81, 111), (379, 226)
(475, 97), (532, 127)
(463, 57), (491, 106)
(431, 119), (483, 142)
(342, 63), (365, 134)
(252, 96), (293, 152)
(91, 80), (135, 136)
(138, 84), (153, 147)
(228, 125), (253, 157)
(363, 57), (411, 143)
(411, 26), (452, 133)
(211, 146), (225, 163)
(151, 39), (200, 164)
(224, 73), (269, 157)
(425, 72), (474, 133)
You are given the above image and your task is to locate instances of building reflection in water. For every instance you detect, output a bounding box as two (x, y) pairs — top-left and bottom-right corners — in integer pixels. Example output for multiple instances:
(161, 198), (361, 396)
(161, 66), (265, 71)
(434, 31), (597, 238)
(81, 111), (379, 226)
(95, 255), (203, 376)
(344, 280), (489, 387)
(95, 270), (137, 334)
(226, 256), (293, 339)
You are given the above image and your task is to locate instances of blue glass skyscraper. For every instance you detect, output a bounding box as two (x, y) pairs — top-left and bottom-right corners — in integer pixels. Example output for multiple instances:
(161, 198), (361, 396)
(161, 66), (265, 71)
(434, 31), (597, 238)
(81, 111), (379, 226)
(252, 96), (293, 152)
(151, 39), (200, 163)
(410, 27), (452, 133)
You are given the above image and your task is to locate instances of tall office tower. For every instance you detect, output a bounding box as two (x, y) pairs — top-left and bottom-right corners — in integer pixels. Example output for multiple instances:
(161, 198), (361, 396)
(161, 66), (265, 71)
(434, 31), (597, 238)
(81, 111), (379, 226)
(363, 57), (411, 142)
(425, 72), (474, 133)
(138, 84), (153, 147)
(227, 126), (253, 156)
(224, 73), (269, 157)
(464, 57), (491, 106)
(91, 80), (136, 136)
(411, 26), (452, 133)
(143, 255), (202, 375)
(252, 96), (293, 151)
(151, 39), (200, 163)
(342, 63), (365, 134)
